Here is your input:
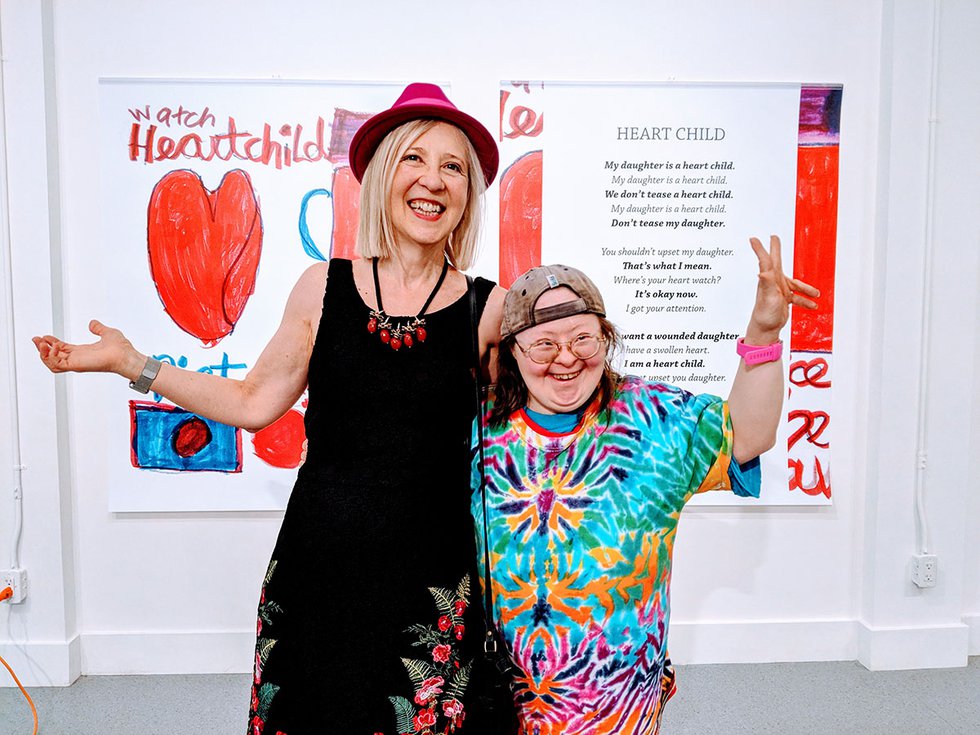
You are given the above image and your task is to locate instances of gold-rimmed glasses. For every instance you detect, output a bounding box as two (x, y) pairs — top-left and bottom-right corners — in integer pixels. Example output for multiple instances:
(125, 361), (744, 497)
(516, 334), (607, 364)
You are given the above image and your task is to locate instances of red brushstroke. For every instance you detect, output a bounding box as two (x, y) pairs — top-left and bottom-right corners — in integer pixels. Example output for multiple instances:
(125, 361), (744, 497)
(331, 164), (360, 260)
(789, 457), (831, 498)
(791, 146), (838, 352)
(789, 358), (831, 389)
(147, 169), (263, 346)
(498, 150), (543, 288)
(500, 90), (544, 140)
(251, 409), (306, 469)
(787, 409), (830, 450)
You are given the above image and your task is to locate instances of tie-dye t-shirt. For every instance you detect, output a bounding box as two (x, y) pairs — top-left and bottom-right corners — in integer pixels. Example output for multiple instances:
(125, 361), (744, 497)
(472, 376), (760, 735)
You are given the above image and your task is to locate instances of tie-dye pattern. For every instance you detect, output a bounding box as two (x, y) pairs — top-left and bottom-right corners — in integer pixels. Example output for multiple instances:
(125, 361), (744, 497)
(472, 377), (760, 734)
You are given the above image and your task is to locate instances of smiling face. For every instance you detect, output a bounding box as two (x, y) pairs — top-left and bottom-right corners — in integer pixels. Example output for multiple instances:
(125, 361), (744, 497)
(512, 287), (608, 415)
(387, 121), (471, 251)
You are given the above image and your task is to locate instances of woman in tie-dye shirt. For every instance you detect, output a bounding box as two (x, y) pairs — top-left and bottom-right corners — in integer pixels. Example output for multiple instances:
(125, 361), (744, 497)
(473, 238), (818, 734)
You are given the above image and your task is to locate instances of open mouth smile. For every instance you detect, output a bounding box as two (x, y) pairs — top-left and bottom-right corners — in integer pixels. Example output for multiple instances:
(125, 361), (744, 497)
(549, 370), (581, 382)
(409, 199), (446, 216)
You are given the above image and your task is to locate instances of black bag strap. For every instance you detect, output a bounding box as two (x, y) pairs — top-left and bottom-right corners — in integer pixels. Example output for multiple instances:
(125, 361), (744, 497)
(466, 276), (498, 654)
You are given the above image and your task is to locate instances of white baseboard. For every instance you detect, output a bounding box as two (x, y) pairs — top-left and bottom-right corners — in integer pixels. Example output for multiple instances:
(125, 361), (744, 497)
(0, 635), (81, 687)
(858, 620), (970, 670)
(80, 630), (254, 675)
(7, 619), (973, 686)
(965, 613), (980, 655)
(667, 619), (858, 664)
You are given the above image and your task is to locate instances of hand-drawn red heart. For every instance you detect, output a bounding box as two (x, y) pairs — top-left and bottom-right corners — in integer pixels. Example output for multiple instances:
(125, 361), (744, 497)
(147, 169), (262, 346)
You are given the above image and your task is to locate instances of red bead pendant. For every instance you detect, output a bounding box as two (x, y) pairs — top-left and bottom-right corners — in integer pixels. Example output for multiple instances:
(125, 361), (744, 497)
(380, 329), (390, 344)
(390, 337), (402, 351)
(403, 333), (414, 348)
(367, 317), (378, 333)
(416, 326), (427, 342)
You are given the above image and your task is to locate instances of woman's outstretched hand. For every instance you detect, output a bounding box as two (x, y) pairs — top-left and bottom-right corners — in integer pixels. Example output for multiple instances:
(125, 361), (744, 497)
(33, 320), (141, 377)
(745, 235), (820, 342)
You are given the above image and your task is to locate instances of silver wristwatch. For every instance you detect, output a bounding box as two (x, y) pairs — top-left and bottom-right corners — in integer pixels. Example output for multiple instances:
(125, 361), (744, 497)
(129, 357), (163, 394)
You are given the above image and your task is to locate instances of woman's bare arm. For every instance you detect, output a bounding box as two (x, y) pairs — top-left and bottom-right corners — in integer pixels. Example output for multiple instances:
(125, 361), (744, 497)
(34, 263), (328, 432)
(478, 285), (506, 382)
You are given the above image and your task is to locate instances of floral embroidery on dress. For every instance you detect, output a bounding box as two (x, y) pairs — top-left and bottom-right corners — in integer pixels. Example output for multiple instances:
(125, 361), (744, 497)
(387, 574), (472, 734)
(248, 560), (287, 735)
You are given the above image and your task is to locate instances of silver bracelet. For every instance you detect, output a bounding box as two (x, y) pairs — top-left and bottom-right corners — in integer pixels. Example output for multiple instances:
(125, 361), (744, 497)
(129, 357), (163, 394)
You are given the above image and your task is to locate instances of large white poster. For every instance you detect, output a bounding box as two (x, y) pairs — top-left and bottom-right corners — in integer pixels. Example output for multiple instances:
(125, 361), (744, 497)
(97, 79), (839, 511)
(497, 82), (841, 505)
(99, 79), (405, 511)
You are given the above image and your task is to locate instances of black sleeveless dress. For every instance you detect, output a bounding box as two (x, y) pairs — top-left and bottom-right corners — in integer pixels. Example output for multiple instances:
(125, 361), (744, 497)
(247, 258), (497, 735)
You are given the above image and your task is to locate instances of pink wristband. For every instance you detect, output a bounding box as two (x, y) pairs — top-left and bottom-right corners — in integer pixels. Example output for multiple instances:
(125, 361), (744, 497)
(736, 337), (783, 365)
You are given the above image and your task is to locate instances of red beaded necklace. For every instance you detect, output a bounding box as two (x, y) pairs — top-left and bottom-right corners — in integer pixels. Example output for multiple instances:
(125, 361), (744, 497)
(366, 257), (450, 351)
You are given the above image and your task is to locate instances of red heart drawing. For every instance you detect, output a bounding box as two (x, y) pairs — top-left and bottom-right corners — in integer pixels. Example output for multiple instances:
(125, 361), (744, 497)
(147, 169), (263, 346)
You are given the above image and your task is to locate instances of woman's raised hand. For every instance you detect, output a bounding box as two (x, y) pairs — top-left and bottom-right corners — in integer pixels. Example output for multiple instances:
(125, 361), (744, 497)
(33, 320), (141, 377)
(745, 235), (820, 341)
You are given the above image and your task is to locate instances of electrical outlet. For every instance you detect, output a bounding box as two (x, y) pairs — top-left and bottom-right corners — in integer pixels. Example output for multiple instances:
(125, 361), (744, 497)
(911, 554), (938, 588)
(0, 568), (28, 604)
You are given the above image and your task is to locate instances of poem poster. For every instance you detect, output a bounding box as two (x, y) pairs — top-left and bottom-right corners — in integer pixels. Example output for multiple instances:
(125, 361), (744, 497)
(497, 82), (841, 505)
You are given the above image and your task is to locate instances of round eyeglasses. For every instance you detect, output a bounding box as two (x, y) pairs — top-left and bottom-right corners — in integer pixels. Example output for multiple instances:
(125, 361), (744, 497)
(516, 334), (607, 364)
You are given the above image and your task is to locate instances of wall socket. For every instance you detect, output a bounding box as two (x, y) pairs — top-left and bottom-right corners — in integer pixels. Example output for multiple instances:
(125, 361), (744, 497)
(911, 554), (938, 588)
(0, 568), (28, 604)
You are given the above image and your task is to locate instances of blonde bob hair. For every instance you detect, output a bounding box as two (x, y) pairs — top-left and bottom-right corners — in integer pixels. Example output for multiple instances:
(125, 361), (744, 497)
(356, 119), (486, 271)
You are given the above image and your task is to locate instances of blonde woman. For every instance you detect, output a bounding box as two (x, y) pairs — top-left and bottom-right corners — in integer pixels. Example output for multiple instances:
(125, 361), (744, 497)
(36, 83), (510, 734)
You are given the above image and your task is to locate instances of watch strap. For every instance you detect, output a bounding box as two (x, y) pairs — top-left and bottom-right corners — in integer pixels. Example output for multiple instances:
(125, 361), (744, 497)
(129, 357), (163, 394)
(736, 338), (782, 365)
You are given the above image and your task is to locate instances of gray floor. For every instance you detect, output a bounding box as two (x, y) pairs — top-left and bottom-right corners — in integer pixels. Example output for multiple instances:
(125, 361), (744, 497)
(2, 658), (978, 734)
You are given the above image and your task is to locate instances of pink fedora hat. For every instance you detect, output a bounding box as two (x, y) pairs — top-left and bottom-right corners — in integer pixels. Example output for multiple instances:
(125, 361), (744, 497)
(348, 82), (499, 186)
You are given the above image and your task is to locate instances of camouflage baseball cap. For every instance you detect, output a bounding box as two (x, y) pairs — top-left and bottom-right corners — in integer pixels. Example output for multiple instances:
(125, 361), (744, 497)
(501, 264), (606, 338)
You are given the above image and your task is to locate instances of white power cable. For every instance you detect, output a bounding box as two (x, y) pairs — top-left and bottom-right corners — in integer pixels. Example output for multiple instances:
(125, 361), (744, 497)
(912, 0), (943, 556)
(0, 21), (27, 571)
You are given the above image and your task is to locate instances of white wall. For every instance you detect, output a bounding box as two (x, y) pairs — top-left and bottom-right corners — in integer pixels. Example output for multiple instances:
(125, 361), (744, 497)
(1, 0), (977, 685)
(971, 316), (980, 653)
(0, 0), (80, 685)
(856, 0), (979, 669)
(925, 0), (980, 659)
(941, 0), (980, 655)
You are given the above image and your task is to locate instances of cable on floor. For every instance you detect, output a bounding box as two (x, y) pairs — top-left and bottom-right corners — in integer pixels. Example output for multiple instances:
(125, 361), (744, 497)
(1, 585), (39, 735)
